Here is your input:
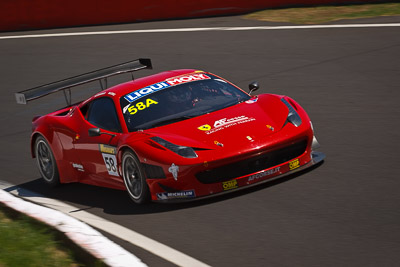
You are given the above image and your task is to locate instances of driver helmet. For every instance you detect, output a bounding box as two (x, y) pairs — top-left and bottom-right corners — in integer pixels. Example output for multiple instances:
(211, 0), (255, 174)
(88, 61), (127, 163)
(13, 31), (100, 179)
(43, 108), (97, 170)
(168, 86), (192, 104)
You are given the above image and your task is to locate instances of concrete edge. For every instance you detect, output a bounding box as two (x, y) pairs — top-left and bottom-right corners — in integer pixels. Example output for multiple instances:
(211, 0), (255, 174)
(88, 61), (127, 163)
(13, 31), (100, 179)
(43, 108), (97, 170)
(0, 182), (147, 267)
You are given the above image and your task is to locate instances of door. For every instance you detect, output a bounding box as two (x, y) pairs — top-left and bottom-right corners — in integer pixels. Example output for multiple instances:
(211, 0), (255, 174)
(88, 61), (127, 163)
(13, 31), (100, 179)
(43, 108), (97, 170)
(73, 96), (124, 188)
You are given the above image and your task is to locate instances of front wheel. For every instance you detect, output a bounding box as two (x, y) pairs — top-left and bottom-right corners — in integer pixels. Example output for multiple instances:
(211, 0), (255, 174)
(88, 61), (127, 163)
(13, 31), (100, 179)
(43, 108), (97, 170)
(122, 151), (150, 204)
(34, 136), (60, 186)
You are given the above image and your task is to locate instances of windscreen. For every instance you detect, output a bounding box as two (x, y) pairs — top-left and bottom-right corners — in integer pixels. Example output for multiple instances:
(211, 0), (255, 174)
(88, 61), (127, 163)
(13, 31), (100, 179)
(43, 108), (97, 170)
(120, 73), (251, 132)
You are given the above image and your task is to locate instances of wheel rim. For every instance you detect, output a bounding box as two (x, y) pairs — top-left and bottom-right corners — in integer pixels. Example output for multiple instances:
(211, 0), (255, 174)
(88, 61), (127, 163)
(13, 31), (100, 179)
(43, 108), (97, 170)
(123, 155), (142, 199)
(36, 140), (54, 181)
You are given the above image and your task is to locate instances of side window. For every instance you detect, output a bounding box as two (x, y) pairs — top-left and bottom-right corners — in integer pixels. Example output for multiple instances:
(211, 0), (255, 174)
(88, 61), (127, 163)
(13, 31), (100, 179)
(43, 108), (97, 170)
(86, 97), (122, 133)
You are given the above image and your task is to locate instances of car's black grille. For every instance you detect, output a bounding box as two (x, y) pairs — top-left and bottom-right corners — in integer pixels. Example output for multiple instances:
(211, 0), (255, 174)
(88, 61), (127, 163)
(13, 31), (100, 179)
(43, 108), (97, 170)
(195, 139), (308, 184)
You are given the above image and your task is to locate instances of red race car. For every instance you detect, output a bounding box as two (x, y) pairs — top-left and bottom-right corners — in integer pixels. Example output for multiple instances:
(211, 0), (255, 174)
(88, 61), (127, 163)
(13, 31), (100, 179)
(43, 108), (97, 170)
(16, 59), (325, 204)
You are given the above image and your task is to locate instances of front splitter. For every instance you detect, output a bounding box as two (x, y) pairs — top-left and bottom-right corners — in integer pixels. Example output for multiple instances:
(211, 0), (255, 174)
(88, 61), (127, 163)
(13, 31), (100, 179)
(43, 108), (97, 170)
(155, 151), (325, 203)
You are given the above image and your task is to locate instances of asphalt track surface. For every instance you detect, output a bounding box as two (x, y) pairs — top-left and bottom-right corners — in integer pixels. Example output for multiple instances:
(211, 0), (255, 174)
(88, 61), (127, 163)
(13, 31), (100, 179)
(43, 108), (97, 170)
(1, 15), (400, 266)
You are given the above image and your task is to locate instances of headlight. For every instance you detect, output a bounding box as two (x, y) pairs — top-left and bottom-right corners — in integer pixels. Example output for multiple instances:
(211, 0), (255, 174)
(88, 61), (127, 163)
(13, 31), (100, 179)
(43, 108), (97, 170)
(150, 137), (198, 158)
(281, 98), (302, 127)
(310, 121), (321, 150)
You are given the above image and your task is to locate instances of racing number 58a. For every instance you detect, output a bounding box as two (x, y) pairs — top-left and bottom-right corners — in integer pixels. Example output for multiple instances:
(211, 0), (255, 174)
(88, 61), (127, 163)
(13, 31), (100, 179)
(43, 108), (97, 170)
(102, 153), (119, 176)
(105, 156), (116, 172)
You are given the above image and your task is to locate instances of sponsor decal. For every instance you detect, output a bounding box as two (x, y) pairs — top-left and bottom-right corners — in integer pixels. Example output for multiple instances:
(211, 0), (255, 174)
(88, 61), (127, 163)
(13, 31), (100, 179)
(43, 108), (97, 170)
(168, 163), (179, 181)
(124, 74), (210, 102)
(125, 82), (170, 102)
(222, 180), (238, 191)
(72, 163), (84, 172)
(157, 190), (196, 200)
(248, 167), (281, 182)
(94, 92), (106, 98)
(245, 98), (258, 104)
(165, 73), (210, 86)
(99, 144), (116, 155)
(95, 91), (115, 97)
(124, 98), (158, 115)
(289, 158), (300, 170)
(99, 144), (119, 177)
(198, 115), (256, 135)
(214, 116), (250, 128)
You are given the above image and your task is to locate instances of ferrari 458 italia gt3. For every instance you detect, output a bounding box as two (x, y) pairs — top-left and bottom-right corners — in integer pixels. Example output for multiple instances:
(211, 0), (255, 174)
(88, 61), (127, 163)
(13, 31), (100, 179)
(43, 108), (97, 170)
(16, 59), (325, 204)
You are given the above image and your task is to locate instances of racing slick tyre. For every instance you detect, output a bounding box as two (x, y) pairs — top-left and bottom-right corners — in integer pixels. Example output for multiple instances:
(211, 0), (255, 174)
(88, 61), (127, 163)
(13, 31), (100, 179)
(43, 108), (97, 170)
(122, 150), (150, 204)
(34, 136), (60, 187)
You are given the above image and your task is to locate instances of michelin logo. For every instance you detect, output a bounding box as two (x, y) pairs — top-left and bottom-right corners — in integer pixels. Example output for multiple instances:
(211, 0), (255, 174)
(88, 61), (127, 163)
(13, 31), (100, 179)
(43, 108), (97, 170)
(157, 190), (196, 200)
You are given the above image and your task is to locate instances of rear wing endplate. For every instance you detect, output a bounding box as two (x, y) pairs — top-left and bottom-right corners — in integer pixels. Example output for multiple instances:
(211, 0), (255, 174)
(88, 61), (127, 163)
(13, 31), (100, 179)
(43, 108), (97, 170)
(15, 58), (152, 105)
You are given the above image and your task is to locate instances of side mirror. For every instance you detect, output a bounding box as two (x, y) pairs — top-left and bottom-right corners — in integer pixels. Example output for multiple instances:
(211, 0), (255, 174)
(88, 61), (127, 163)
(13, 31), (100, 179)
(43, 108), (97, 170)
(248, 81), (259, 95)
(88, 127), (117, 138)
(88, 128), (101, 137)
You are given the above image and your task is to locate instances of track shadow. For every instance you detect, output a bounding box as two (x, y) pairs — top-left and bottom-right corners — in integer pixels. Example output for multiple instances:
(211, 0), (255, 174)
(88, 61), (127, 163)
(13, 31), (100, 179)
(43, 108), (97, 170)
(10, 161), (324, 215)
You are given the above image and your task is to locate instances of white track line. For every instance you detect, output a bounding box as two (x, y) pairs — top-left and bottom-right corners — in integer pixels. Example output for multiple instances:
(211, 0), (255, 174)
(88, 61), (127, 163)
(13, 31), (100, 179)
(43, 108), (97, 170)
(0, 23), (399, 40)
(0, 181), (211, 267)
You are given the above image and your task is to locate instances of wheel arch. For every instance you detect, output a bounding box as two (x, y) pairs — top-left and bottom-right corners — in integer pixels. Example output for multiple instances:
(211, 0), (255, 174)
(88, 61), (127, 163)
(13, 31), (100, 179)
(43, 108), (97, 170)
(31, 131), (53, 158)
(31, 130), (74, 183)
(118, 144), (143, 164)
(118, 145), (150, 204)
(117, 145), (137, 177)
(32, 133), (60, 186)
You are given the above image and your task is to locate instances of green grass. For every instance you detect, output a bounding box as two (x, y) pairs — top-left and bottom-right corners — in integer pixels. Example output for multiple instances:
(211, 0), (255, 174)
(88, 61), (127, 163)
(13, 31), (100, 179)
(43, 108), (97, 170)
(0, 205), (82, 267)
(244, 3), (400, 24)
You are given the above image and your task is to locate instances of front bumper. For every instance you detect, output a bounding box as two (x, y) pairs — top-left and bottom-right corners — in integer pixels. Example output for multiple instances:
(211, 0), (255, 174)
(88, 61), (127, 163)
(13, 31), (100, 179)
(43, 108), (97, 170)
(153, 150), (325, 203)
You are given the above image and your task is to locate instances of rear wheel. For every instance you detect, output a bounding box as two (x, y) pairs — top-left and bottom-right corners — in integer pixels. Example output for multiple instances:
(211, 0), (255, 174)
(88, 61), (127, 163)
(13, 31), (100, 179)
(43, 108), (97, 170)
(34, 136), (60, 186)
(122, 151), (150, 204)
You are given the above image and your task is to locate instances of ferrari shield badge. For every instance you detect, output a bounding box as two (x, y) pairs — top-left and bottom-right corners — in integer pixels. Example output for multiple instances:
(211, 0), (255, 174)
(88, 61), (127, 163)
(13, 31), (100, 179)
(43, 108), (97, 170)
(198, 124), (211, 131)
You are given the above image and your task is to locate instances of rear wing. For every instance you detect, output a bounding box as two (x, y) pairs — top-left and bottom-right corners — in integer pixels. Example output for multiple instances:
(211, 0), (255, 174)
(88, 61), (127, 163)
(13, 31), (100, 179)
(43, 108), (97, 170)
(15, 58), (152, 105)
